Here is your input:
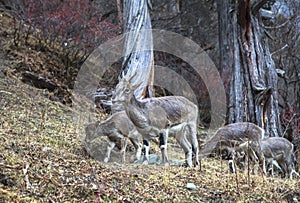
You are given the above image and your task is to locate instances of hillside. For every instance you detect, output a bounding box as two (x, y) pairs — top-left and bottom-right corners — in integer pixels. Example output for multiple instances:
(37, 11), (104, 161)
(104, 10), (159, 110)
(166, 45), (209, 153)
(0, 10), (300, 203)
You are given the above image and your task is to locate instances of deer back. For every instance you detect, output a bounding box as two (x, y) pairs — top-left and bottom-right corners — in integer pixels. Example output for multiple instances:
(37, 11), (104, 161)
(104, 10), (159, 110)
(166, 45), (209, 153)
(261, 137), (293, 160)
(109, 111), (136, 136)
(131, 95), (198, 128)
(85, 111), (136, 142)
(200, 122), (264, 158)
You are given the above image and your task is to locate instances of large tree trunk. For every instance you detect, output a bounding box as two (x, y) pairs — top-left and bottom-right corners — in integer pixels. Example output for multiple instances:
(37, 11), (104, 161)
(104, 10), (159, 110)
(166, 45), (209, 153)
(121, 0), (154, 98)
(112, 0), (154, 112)
(218, 0), (282, 137)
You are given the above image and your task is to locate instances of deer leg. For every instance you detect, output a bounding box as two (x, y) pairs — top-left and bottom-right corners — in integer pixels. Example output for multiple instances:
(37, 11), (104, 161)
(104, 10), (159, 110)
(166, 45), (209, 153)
(286, 157), (296, 179)
(272, 160), (282, 172)
(187, 123), (199, 167)
(238, 151), (248, 174)
(277, 161), (287, 178)
(143, 139), (150, 164)
(175, 127), (193, 167)
(228, 149), (236, 173)
(129, 137), (142, 161)
(104, 141), (116, 163)
(290, 169), (300, 179)
(262, 157), (267, 176)
(159, 129), (169, 165)
(120, 137), (128, 163)
(269, 159), (283, 177)
(112, 131), (127, 163)
(226, 148), (237, 173)
(290, 153), (300, 179)
(249, 148), (260, 175)
(269, 159), (275, 177)
(228, 159), (235, 173)
(128, 129), (142, 161)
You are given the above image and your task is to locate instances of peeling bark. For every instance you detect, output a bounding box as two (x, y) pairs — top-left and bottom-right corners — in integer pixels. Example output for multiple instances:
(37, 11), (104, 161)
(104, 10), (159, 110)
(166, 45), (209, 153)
(218, 0), (282, 137)
(121, 0), (154, 99)
(113, 0), (154, 112)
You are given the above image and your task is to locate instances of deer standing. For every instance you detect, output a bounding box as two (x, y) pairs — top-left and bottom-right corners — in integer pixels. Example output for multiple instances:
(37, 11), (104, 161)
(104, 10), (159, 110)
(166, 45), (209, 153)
(112, 74), (199, 167)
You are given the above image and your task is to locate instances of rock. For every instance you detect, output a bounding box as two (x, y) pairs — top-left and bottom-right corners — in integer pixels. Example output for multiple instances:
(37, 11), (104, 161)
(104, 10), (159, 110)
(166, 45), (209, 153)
(186, 182), (198, 190)
(134, 154), (161, 165)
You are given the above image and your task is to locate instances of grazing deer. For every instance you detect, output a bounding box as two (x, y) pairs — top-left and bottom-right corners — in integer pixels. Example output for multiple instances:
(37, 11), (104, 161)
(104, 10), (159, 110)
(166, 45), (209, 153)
(112, 74), (199, 167)
(200, 122), (265, 174)
(85, 111), (142, 163)
(260, 137), (299, 179)
(235, 141), (283, 175)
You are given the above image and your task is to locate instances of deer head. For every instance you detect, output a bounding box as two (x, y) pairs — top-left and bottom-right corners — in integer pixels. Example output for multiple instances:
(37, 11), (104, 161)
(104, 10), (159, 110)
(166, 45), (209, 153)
(113, 72), (140, 102)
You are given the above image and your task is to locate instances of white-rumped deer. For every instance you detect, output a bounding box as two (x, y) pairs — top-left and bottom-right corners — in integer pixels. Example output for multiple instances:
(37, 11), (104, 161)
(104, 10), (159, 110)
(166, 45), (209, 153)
(260, 137), (299, 179)
(112, 74), (199, 167)
(200, 122), (265, 174)
(85, 111), (142, 163)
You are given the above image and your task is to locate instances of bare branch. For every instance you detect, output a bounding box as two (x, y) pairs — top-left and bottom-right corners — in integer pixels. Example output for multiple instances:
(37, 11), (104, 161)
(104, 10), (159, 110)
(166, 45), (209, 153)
(116, 0), (122, 25)
(271, 44), (288, 57)
(282, 113), (296, 137)
(263, 20), (290, 30)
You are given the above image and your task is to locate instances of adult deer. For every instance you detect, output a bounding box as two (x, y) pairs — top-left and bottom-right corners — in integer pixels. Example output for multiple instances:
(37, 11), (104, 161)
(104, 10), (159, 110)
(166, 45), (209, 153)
(112, 74), (199, 167)
(200, 122), (265, 174)
(85, 111), (142, 163)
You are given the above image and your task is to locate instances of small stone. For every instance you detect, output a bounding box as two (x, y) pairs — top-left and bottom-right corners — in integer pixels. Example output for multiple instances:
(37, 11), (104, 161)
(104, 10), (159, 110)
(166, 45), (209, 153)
(42, 147), (52, 152)
(186, 182), (198, 190)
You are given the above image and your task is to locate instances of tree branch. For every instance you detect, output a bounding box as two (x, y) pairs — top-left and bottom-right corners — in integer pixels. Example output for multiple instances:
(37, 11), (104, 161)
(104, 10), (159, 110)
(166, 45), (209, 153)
(251, 0), (269, 15)
(116, 0), (123, 24)
(271, 44), (288, 57)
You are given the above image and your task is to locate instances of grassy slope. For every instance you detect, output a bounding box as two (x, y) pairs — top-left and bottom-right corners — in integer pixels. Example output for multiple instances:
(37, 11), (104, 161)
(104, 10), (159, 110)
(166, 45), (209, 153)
(0, 11), (299, 203)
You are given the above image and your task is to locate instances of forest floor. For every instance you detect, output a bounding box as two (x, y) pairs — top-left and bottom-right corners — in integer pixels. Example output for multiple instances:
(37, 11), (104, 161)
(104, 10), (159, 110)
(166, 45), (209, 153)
(0, 10), (300, 203)
(1, 77), (300, 202)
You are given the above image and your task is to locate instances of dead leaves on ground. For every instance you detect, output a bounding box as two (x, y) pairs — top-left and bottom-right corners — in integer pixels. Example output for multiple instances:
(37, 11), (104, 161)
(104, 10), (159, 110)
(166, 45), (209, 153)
(0, 77), (300, 202)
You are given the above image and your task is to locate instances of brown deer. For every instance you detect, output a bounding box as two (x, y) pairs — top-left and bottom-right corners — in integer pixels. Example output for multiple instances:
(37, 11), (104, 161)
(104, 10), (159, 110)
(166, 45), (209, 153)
(85, 111), (142, 163)
(200, 122), (265, 174)
(112, 74), (199, 167)
(260, 137), (299, 179)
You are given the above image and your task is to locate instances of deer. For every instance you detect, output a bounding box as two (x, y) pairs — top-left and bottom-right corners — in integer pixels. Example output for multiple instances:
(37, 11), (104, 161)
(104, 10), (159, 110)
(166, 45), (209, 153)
(112, 74), (199, 167)
(199, 122), (265, 174)
(259, 137), (299, 179)
(85, 111), (142, 163)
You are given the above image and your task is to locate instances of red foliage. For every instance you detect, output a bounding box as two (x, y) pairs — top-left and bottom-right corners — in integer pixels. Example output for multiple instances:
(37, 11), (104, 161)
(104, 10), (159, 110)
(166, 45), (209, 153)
(11, 0), (121, 64)
(281, 103), (300, 138)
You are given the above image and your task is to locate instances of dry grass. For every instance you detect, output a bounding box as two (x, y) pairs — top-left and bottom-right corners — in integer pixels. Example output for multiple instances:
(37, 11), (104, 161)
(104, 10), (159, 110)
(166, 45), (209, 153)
(0, 76), (299, 203)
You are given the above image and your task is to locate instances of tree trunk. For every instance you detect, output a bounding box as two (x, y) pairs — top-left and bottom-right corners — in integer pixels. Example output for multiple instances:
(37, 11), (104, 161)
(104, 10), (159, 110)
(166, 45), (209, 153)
(218, 0), (282, 137)
(112, 0), (154, 112)
(122, 0), (154, 98)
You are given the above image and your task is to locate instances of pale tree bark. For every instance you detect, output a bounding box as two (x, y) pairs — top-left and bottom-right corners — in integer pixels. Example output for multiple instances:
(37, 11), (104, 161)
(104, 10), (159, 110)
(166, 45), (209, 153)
(112, 0), (154, 111)
(218, 0), (282, 137)
(122, 0), (154, 99)
(122, 0), (154, 96)
(112, 0), (154, 113)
